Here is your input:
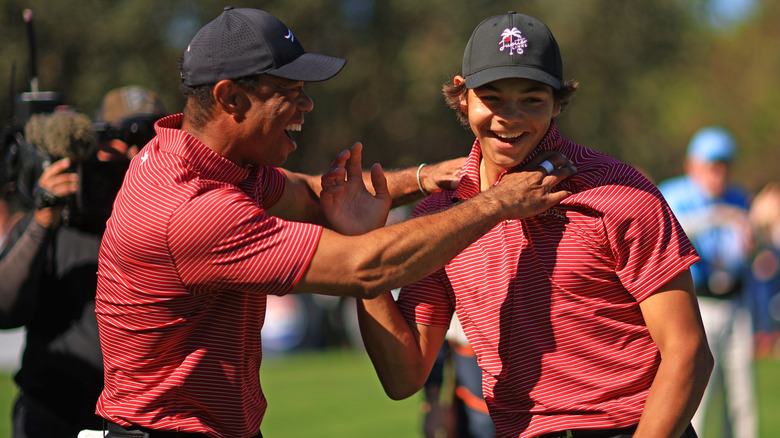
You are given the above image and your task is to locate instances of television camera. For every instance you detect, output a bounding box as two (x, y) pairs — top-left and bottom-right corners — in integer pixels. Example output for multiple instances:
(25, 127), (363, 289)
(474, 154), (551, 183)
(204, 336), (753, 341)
(1, 9), (158, 224)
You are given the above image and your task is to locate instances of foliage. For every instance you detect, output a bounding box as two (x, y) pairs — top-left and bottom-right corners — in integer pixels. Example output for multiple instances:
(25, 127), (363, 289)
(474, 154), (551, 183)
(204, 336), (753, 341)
(1, 0), (777, 190)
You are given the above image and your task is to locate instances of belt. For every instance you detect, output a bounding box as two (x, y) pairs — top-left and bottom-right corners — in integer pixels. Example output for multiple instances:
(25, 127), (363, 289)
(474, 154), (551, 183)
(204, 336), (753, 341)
(536, 425), (637, 438)
(106, 421), (262, 438)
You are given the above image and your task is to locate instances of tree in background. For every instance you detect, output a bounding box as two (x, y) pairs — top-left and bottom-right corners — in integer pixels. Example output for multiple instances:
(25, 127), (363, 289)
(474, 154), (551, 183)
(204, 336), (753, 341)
(1, 0), (777, 190)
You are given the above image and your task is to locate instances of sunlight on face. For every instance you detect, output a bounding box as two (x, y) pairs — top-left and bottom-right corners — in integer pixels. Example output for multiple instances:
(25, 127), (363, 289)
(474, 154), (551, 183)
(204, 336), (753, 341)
(458, 77), (561, 185)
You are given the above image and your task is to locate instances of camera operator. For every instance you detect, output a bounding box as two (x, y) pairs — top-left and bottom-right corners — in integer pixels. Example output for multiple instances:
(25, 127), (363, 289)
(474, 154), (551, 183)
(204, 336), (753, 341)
(0, 85), (166, 438)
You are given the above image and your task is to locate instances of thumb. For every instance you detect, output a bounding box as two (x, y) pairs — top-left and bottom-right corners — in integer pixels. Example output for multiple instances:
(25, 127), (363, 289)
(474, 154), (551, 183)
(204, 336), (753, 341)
(439, 177), (461, 191)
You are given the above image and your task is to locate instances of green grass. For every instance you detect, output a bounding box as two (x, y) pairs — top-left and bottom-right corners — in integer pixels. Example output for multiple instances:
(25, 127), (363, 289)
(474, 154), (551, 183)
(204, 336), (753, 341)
(701, 359), (780, 437)
(260, 350), (421, 437)
(0, 375), (15, 438)
(0, 352), (778, 438)
(0, 350), (423, 438)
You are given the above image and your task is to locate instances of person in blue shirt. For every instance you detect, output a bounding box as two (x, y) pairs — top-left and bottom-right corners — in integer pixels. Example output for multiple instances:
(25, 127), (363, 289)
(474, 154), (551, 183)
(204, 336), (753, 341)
(658, 126), (758, 438)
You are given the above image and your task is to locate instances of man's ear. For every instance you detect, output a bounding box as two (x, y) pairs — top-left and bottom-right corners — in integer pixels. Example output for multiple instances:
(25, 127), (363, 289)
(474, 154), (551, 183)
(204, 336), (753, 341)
(453, 75), (469, 117)
(213, 80), (249, 118)
(552, 98), (562, 118)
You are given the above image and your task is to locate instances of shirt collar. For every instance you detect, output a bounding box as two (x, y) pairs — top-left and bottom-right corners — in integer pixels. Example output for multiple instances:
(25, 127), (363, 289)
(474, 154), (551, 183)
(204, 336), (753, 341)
(453, 121), (563, 201)
(154, 114), (251, 185)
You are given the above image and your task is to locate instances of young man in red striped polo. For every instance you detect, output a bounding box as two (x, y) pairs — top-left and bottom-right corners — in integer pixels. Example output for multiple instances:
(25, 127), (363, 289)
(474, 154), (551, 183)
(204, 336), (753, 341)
(93, 7), (577, 438)
(355, 12), (713, 438)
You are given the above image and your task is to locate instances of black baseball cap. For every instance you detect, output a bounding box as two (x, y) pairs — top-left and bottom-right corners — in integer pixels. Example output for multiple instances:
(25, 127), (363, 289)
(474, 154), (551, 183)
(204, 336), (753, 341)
(462, 12), (562, 89)
(182, 7), (346, 86)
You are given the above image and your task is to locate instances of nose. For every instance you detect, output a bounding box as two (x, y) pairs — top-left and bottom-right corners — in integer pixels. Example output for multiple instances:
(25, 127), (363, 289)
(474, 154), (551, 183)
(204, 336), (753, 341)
(495, 100), (524, 123)
(299, 89), (314, 113)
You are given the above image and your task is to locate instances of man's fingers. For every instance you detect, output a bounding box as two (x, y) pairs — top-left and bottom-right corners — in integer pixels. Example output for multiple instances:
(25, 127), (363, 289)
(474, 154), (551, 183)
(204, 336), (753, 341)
(345, 143), (364, 179)
(546, 164), (578, 180)
(49, 175), (79, 197)
(46, 157), (72, 173)
(39, 157), (78, 196)
(424, 157), (464, 192)
(39, 157), (73, 181)
(369, 163), (389, 200)
(438, 178), (461, 191)
(329, 149), (350, 171)
(546, 188), (574, 204)
(526, 151), (573, 174)
(321, 167), (347, 187)
(321, 148), (352, 192)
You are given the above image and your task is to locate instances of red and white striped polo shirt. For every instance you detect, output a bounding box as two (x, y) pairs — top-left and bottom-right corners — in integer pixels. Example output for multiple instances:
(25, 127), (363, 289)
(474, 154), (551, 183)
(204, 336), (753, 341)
(397, 124), (699, 438)
(95, 114), (322, 438)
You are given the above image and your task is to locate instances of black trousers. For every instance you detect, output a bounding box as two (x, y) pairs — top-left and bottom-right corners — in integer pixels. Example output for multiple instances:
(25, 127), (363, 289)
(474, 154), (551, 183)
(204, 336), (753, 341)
(12, 393), (102, 438)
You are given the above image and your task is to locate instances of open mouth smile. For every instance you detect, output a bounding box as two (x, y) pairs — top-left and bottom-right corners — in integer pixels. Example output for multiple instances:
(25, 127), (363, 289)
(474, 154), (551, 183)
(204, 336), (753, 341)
(284, 123), (302, 142)
(493, 131), (524, 144)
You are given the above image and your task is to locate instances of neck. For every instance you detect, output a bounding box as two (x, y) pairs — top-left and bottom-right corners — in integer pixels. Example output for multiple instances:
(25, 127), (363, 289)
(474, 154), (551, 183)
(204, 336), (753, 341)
(479, 158), (505, 192)
(182, 115), (248, 168)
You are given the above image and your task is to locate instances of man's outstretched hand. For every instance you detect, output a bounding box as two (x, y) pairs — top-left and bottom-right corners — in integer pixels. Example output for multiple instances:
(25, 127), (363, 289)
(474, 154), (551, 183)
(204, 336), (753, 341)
(320, 143), (392, 236)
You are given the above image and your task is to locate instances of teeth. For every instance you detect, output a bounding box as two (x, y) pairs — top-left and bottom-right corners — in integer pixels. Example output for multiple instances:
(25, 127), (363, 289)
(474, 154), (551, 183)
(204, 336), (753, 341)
(495, 131), (522, 139)
(285, 123), (302, 132)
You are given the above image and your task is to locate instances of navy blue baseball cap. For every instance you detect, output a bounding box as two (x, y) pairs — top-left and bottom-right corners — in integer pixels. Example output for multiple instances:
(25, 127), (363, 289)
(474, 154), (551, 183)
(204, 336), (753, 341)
(462, 12), (562, 90)
(182, 7), (346, 86)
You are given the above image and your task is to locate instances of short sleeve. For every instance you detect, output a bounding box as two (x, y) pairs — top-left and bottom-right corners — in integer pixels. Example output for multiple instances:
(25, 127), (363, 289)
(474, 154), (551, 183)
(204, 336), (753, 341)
(169, 186), (322, 296)
(598, 172), (699, 302)
(396, 268), (455, 328)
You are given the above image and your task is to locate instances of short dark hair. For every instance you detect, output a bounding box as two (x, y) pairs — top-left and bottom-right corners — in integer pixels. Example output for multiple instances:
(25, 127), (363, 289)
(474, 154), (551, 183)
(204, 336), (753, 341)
(442, 78), (579, 126)
(177, 56), (262, 130)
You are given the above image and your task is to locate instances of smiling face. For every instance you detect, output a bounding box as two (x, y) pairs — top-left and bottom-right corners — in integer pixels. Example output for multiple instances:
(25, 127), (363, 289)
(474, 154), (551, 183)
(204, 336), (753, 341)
(239, 74), (314, 167)
(456, 75), (561, 187)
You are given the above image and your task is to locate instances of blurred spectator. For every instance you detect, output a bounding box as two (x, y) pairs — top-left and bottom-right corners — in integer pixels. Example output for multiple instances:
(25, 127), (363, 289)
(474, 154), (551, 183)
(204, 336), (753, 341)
(658, 125), (758, 438)
(423, 315), (494, 438)
(446, 316), (494, 438)
(93, 85), (166, 162)
(748, 181), (780, 358)
(0, 85), (165, 438)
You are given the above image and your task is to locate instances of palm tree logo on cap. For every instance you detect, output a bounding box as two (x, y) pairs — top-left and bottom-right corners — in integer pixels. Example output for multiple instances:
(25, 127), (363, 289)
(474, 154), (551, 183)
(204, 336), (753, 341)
(499, 27), (527, 55)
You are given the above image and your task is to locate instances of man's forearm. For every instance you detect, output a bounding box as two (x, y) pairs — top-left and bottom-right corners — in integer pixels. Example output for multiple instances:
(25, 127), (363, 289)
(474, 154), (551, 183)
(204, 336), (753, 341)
(382, 159), (463, 207)
(332, 161), (461, 207)
(383, 165), (427, 207)
(297, 185), (513, 297)
(357, 293), (435, 399)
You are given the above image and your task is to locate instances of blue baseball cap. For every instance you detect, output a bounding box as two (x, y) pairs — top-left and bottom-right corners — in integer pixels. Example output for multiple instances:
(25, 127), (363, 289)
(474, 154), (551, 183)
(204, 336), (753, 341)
(686, 126), (736, 162)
